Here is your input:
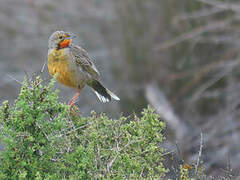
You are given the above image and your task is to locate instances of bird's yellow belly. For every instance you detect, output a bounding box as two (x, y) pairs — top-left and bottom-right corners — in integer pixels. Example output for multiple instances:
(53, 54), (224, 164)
(48, 52), (77, 88)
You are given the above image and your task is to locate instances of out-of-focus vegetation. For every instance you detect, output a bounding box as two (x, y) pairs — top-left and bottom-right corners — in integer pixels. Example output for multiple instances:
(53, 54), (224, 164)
(1, 0), (240, 178)
(0, 76), (167, 179)
(113, 0), (240, 178)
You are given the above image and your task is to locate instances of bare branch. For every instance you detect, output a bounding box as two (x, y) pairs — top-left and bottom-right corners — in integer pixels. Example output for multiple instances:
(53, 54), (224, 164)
(6, 74), (24, 86)
(107, 139), (141, 172)
(154, 19), (234, 51)
(36, 122), (50, 141)
(58, 122), (93, 138)
(107, 153), (119, 172)
(41, 59), (47, 73)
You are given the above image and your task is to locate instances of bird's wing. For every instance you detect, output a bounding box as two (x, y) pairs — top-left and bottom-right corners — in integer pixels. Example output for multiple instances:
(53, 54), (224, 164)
(70, 45), (100, 79)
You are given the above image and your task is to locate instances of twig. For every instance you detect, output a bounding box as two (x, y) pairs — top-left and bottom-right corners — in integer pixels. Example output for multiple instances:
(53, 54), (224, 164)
(107, 126), (121, 172)
(107, 153), (119, 172)
(162, 149), (176, 156)
(23, 70), (29, 78)
(195, 132), (203, 176)
(58, 122), (93, 138)
(41, 59), (47, 73)
(107, 139), (141, 172)
(6, 74), (24, 86)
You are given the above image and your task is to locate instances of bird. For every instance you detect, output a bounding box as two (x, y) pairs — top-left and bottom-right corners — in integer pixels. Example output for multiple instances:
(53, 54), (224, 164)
(47, 31), (120, 106)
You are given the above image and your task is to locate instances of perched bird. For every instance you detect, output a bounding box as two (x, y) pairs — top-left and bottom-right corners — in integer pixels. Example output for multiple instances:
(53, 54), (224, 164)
(47, 31), (120, 106)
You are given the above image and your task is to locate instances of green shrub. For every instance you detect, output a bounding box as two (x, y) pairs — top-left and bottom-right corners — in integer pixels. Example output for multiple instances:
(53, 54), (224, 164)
(0, 76), (167, 179)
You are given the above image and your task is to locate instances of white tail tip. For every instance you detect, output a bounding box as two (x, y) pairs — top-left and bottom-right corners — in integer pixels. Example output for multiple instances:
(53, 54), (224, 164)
(107, 89), (120, 101)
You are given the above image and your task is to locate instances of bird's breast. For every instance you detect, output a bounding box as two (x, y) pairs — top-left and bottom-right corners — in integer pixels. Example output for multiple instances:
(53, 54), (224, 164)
(48, 48), (77, 88)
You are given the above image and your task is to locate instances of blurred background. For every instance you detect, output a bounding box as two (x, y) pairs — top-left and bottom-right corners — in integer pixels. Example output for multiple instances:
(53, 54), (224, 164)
(1, 0), (240, 178)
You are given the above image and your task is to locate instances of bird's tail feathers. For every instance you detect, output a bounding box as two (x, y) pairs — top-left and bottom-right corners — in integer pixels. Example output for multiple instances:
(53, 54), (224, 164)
(106, 89), (120, 101)
(89, 80), (120, 103)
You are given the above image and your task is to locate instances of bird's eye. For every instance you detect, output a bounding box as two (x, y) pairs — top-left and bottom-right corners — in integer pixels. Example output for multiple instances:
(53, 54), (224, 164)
(59, 36), (63, 40)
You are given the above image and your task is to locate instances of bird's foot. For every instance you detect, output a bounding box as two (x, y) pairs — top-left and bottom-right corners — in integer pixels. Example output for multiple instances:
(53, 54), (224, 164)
(68, 104), (79, 117)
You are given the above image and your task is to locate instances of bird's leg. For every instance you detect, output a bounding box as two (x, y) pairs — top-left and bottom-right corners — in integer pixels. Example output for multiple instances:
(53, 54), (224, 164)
(68, 90), (81, 117)
(68, 89), (81, 106)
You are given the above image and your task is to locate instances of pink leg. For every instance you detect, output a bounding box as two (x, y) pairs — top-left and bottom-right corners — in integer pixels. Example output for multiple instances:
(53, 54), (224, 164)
(68, 89), (81, 106)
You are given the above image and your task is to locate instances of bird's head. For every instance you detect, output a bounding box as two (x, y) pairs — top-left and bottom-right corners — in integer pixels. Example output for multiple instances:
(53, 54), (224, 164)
(48, 31), (76, 49)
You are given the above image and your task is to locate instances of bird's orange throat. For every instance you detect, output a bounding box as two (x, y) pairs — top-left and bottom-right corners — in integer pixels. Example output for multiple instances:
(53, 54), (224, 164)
(59, 39), (71, 49)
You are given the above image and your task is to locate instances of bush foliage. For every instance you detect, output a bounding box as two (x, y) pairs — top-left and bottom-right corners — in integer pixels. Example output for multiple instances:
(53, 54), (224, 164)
(0, 76), (167, 179)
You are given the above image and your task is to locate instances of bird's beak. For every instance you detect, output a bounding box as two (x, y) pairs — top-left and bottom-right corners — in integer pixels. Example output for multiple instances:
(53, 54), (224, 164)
(65, 32), (76, 39)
